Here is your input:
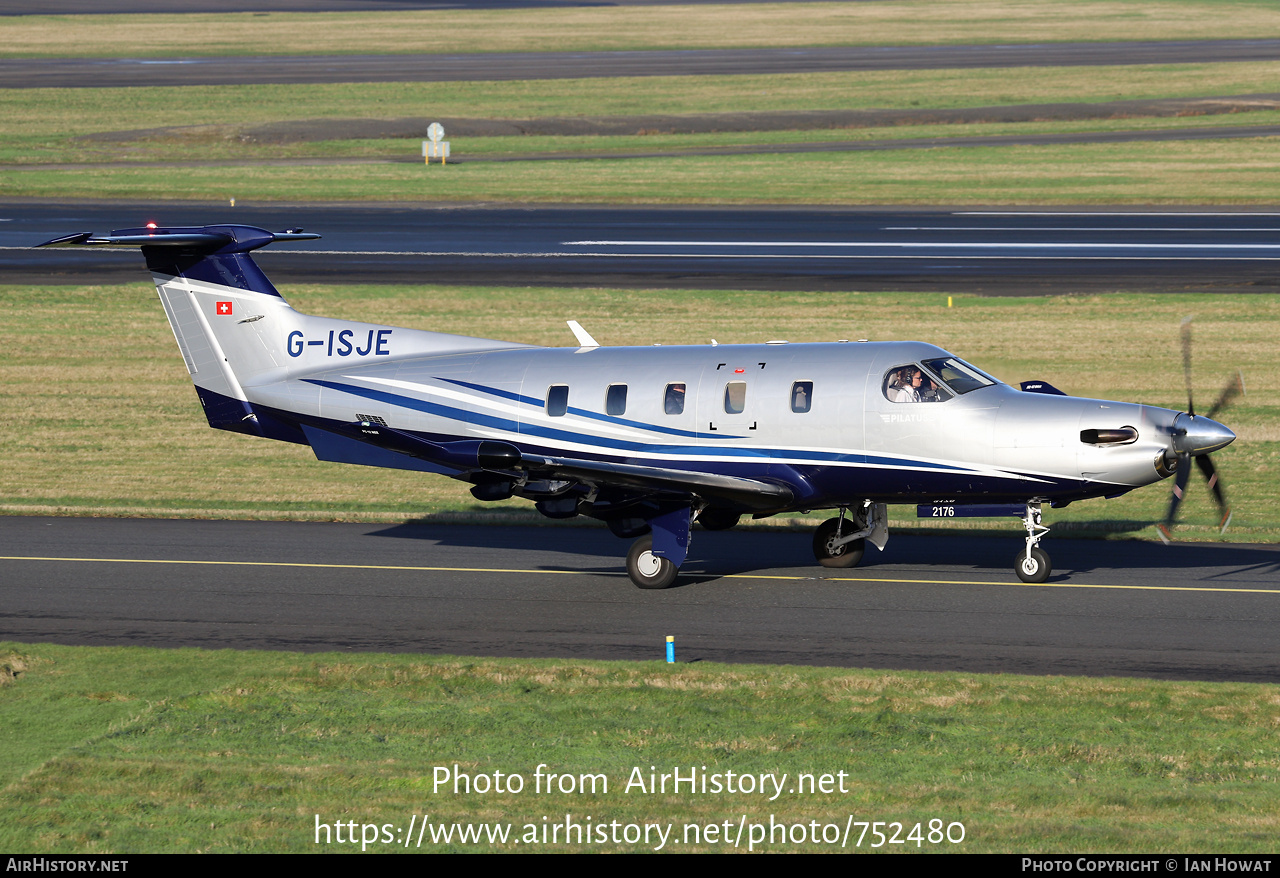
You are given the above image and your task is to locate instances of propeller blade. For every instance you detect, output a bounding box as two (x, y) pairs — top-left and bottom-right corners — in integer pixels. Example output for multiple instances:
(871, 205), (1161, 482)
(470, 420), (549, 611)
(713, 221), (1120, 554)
(1180, 316), (1195, 416)
(1194, 454), (1233, 532)
(1205, 370), (1245, 420)
(1156, 452), (1192, 545)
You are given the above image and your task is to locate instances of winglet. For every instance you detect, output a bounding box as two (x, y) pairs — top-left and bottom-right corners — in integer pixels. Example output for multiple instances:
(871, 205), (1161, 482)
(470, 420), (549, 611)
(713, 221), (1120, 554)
(567, 320), (599, 348)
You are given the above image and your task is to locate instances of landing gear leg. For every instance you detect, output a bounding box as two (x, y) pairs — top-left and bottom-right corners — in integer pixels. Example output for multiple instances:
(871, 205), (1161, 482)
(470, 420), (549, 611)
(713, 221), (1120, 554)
(1014, 501), (1051, 583)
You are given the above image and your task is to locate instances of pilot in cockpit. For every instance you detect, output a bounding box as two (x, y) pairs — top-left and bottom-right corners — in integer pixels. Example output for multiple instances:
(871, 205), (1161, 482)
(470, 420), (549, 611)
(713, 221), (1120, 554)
(892, 368), (923, 403)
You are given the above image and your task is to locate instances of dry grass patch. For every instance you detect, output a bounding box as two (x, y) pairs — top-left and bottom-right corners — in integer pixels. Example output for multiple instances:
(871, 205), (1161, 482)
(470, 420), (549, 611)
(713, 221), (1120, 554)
(7, 3), (1280, 59)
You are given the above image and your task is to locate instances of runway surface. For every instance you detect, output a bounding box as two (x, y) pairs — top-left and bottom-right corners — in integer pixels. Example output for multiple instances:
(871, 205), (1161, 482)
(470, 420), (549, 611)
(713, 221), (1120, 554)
(3, 516), (1278, 682)
(8, 41), (1280, 89)
(8, 201), (1280, 293)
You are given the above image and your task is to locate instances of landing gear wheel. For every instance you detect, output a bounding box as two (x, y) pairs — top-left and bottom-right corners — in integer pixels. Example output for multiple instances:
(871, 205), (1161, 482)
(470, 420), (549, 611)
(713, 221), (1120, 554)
(626, 536), (679, 589)
(697, 508), (742, 531)
(1015, 546), (1051, 583)
(813, 518), (865, 569)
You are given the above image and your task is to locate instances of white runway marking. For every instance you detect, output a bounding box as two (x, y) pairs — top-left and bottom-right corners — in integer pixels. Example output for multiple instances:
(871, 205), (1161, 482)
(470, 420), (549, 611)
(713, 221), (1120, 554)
(885, 226), (1280, 232)
(563, 240), (1280, 250)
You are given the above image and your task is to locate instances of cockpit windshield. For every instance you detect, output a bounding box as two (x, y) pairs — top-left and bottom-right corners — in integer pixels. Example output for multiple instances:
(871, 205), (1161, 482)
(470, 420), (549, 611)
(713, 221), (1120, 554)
(920, 357), (999, 395)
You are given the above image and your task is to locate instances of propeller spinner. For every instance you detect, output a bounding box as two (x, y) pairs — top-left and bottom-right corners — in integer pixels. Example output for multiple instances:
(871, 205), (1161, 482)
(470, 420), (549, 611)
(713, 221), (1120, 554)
(1156, 318), (1243, 544)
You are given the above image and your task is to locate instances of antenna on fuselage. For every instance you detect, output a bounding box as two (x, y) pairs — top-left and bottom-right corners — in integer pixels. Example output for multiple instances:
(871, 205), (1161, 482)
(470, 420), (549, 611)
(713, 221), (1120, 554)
(566, 320), (599, 348)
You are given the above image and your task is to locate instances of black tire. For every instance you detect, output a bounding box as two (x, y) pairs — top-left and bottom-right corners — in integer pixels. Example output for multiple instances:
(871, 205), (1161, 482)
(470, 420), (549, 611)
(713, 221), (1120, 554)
(626, 536), (679, 589)
(813, 518), (865, 569)
(698, 508), (742, 531)
(1015, 546), (1051, 583)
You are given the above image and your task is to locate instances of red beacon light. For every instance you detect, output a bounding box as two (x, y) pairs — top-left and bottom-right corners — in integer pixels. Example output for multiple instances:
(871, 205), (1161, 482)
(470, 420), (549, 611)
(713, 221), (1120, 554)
(145, 222), (157, 229)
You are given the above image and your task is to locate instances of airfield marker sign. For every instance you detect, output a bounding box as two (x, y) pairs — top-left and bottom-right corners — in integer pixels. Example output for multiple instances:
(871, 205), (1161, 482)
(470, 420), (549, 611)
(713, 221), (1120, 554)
(423, 123), (450, 164)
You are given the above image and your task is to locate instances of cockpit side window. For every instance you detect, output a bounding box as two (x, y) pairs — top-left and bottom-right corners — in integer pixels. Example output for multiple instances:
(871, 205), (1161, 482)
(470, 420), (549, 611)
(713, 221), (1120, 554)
(921, 357), (997, 395)
(883, 365), (952, 403)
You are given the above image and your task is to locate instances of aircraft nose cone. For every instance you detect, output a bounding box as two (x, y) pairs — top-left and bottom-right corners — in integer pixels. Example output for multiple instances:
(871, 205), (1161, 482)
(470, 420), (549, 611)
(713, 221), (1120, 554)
(1172, 412), (1236, 455)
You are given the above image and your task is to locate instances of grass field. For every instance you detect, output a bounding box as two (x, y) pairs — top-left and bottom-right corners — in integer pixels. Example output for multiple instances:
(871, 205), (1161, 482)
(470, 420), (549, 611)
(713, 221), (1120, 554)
(3, 642), (1280, 853)
(5, 60), (1280, 203)
(14, 139), (1280, 205)
(6, 1), (1280, 58)
(0, 283), (1271, 539)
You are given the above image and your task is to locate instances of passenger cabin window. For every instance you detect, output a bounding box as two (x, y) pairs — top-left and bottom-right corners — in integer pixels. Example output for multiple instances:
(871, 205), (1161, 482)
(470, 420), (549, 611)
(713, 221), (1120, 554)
(664, 383), (686, 415)
(605, 384), (627, 416)
(883, 365), (951, 404)
(724, 381), (747, 414)
(791, 381), (813, 413)
(546, 384), (569, 417)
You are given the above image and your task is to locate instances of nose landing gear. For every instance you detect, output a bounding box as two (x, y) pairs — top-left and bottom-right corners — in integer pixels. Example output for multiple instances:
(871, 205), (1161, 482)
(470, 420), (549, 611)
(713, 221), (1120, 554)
(1015, 501), (1051, 583)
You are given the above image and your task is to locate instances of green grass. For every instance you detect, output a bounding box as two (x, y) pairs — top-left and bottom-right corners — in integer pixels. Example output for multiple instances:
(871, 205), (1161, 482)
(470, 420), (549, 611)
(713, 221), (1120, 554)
(0, 284), (1273, 540)
(3, 643), (1280, 853)
(11, 138), (1280, 205)
(6, 63), (1280, 204)
(6, 1), (1280, 59)
(7, 62), (1280, 159)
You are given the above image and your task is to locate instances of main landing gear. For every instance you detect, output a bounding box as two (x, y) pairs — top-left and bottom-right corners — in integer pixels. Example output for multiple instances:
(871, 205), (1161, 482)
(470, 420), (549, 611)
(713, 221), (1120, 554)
(1015, 501), (1052, 583)
(812, 501), (887, 569)
(626, 536), (679, 589)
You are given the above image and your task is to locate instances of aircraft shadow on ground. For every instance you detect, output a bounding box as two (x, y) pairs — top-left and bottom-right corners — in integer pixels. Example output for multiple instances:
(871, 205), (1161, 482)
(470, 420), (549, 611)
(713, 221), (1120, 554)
(367, 522), (1280, 583)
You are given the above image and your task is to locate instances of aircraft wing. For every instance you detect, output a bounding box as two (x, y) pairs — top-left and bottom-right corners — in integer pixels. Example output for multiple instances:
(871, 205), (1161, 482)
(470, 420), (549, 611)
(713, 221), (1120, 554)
(326, 420), (793, 511)
(516, 452), (794, 511)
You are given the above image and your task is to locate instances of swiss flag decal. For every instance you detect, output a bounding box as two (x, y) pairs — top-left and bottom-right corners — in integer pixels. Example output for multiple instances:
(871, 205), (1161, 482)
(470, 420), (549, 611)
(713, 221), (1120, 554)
(216, 301), (233, 316)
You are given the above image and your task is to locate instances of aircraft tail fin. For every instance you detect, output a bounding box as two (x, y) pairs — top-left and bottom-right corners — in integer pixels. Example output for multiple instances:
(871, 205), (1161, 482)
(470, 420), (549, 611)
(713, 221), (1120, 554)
(41, 224), (322, 437)
(40, 224), (533, 439)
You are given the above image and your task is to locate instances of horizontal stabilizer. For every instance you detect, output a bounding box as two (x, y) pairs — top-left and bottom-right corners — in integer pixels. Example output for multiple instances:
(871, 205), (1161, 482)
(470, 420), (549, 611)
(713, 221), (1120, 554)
(37, 225), (320, 252)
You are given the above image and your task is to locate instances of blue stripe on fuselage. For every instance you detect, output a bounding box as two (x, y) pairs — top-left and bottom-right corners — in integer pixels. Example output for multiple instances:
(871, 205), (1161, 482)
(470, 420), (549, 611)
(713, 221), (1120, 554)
(304, 377), (985, 476)
(439, 377), (719, 440)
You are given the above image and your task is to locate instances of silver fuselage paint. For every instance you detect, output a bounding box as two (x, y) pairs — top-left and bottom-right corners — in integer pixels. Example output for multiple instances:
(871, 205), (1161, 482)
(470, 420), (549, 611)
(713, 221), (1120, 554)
(150, 269), (1186, 511)
(246, 334), (1179, 509)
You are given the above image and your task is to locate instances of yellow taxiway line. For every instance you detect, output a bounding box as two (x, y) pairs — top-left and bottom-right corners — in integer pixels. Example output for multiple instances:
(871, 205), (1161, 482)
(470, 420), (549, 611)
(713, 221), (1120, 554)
(2, 555), (1277, 595)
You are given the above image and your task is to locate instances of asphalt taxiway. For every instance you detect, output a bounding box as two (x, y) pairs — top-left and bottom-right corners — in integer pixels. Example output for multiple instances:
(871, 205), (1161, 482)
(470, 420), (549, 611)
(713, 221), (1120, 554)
(4, 516), (1278, 682)
(8, 201), (1280, 293)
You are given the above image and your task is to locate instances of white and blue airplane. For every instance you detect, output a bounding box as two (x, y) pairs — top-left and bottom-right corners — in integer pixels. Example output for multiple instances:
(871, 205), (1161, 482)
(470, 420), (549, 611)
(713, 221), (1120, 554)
(40, 224), (1240, 588)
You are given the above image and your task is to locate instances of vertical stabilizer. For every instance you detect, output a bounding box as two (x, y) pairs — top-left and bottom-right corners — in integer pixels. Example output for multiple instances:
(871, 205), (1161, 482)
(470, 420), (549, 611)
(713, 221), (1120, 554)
(41, 225), (318, 436)
(39, 224), (533, 439)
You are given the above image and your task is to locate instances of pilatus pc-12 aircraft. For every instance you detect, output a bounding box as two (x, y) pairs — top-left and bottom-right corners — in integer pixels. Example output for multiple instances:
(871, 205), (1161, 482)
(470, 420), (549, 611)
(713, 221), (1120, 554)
(40, 223), (1241, 588)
